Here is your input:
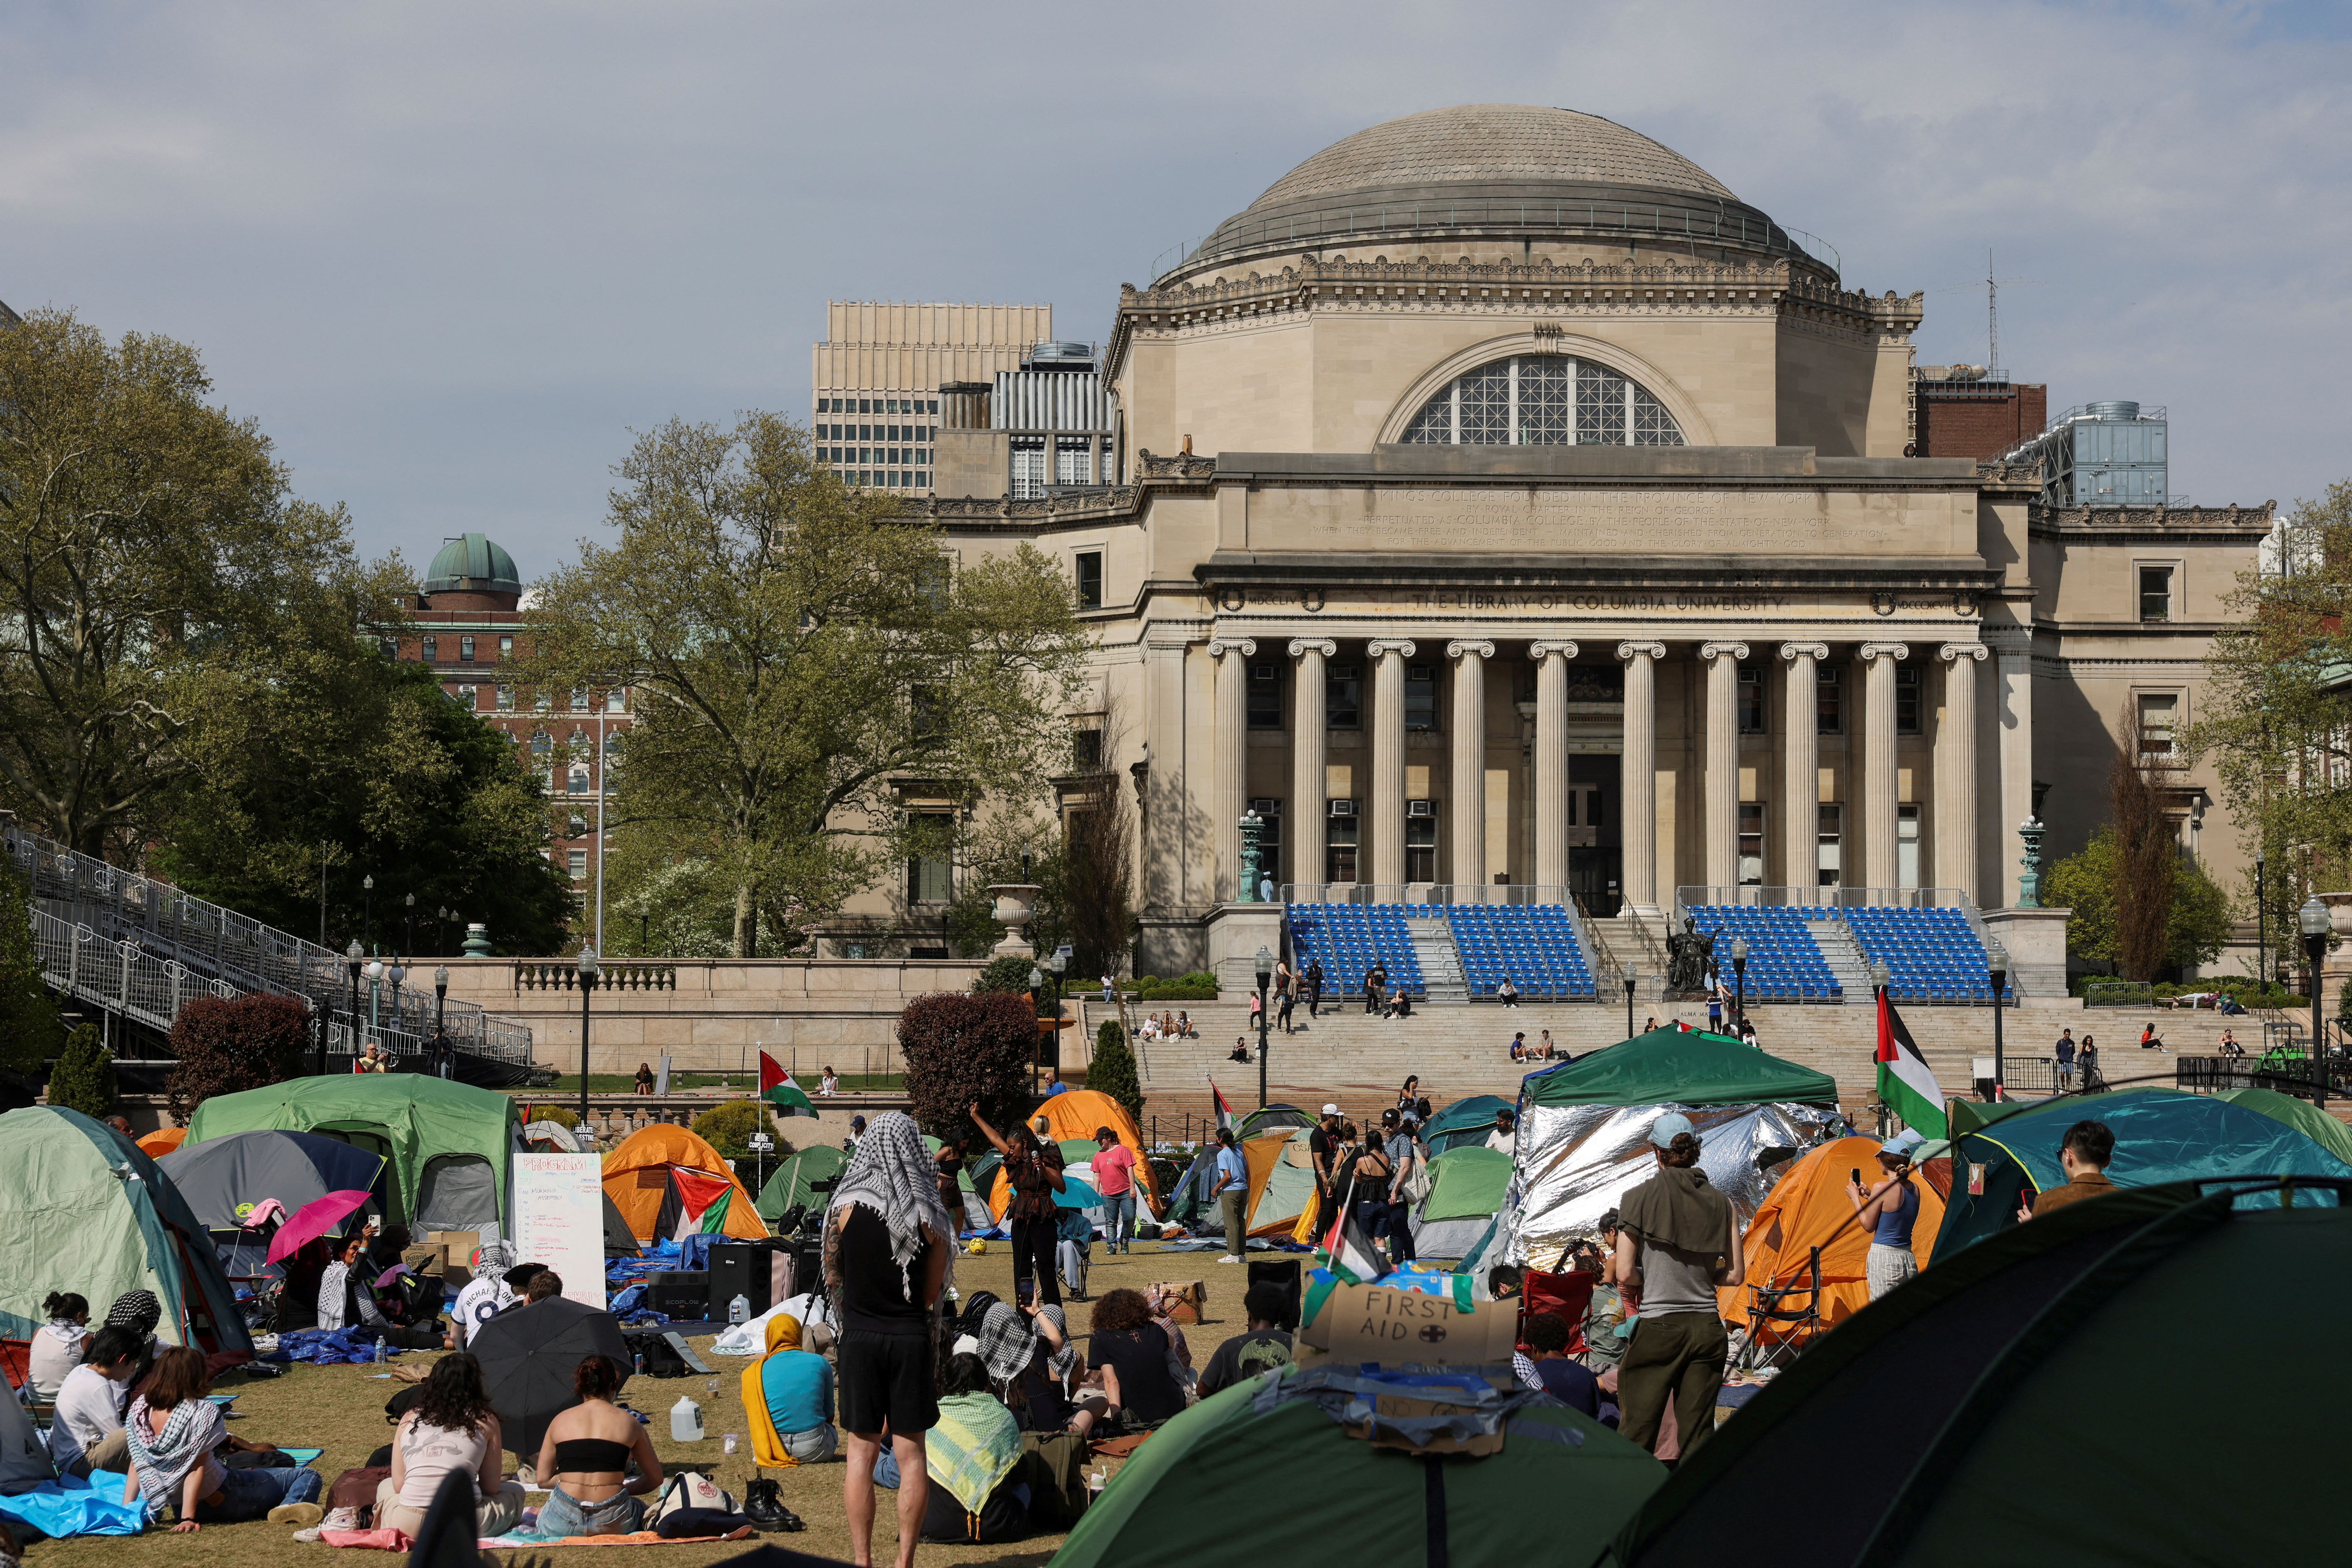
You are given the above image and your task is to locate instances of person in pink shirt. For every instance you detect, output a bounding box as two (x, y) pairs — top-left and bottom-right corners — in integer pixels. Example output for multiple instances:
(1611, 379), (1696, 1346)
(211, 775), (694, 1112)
(1091, 1127), (1140, 1255)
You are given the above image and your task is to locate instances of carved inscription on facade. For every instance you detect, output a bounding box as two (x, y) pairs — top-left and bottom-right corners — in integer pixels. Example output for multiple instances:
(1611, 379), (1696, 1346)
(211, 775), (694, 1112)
(1287, 488), (1894, 552)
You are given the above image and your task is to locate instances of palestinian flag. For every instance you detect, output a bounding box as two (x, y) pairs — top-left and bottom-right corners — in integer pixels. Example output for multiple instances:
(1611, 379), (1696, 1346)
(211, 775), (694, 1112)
(1876, 990), (1947, 1138)
(1208, 1077), (1235, 1135)
(759, 1052), (816, 1117)
(672, 1168), (736, 1237)
(1321, 1199), (1389, 1286)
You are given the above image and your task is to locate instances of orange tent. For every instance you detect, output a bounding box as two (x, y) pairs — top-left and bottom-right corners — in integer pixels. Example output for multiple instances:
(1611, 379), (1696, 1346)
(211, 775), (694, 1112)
(1023, 1089), (1163, 1220)
(1719, 1135), (1949, 1349)
(601, 1123), (767, 1243)
(137, 1127), (187, 1158)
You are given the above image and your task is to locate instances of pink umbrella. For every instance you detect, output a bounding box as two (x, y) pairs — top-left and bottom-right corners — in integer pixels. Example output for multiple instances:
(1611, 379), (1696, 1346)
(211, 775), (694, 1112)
(265, 1188), (373, 1265)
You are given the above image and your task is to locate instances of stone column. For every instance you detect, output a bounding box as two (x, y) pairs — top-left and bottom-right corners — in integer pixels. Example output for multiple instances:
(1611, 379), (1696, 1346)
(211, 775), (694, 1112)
(1858, 642), (1910, 892)
(1446, 640), (1495, 892)
(1992, 629), (2035, 907)
(1529, 641), (1577, 892)
(1287, 638), (1335, 890)
(1698, 641), (1749, 894)
(1366, 639), (1415, 889)
(1617, 641), (1666, 912)
(1209, 637), (1255, 902)
(1938, 644), (1988, 902)
(1778, 643), (1827, 892)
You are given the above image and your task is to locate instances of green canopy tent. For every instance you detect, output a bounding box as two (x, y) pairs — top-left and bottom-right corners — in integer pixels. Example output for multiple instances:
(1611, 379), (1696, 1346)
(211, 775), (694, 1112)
(2217, 1085), (2352, 1167)
(1595, 1179), (2350, 1566)
(184, 1075), (522, 1234)
(1522, 1027), (1839, 1108)
(0, 1107), (256, 1356)
(1932, 1087), (2352, 1258)
(754, 1144), (851, 1223)
(1055, 1368), (1663, 1568)
(1421, 1094), (1518, 1153)
(1411, 1145), (1515, 1258)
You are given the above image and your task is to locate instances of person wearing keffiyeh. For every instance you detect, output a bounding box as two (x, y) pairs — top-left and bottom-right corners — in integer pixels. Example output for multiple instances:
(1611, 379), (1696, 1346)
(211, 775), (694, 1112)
(122, 1346), (322, 1530)
(103, 1288), (164, 1386)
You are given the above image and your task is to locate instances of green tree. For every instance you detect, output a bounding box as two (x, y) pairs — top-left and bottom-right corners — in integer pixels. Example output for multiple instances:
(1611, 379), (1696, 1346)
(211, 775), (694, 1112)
(2045, 826), (2231, 976)
(45, 1023), (115, 1119)
(165, 992), (309, 1123)
(0, 309), (408, 862)
(971, 954), (1039, 996)
(690, 1097), (782, 1159)
(899, 991), (1037, 1141)
(0, 859), (64, 1077)
(945, 762), (1136, 981)
(1088, 1019), (1143, 1121)
(522, 413), (1089, 957)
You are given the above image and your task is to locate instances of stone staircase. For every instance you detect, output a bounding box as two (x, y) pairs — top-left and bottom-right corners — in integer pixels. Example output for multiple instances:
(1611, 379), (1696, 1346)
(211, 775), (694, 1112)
(1806, 918), (1872, 1003)
(1407, 912), (1468, 1003)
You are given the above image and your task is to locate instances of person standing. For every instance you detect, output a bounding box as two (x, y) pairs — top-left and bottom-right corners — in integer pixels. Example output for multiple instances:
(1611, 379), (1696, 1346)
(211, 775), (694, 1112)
(2055, 1031), (2077, 1091)
(1209, 1127), (1249, 1264)
(1305, 959), (1323, 1019)
(2079, 1034), (2100, 1092)
(1612, 1113), (1743, 1463)
(826, 1111), (952, 1568)
(1381, 1109), (1423, 1266)
(1091, 1127), (1139, 1255)
(969, 1105), (1066, 1306)
(1706, 988), (1723, 1033)
(1308, 1105), (1345, 1245)
(1847, 1132), (1923, 1300)
(1361, 968), (1382, 1015)
(1277, 983), (1297, 1035)
(933, 1135), (968, 1227)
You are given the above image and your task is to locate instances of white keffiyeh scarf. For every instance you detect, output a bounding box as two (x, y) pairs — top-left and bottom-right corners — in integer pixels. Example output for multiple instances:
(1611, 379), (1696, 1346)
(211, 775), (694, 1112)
(824, 1110), (954, 1301)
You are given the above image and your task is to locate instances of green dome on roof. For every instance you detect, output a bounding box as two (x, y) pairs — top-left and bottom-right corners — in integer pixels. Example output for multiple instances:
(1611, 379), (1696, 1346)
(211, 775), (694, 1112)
(423, 533), (522, 596)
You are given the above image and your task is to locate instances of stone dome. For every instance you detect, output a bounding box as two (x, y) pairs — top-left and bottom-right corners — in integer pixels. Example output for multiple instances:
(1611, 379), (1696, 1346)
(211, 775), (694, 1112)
(1173, 104), (1815, 282)
(423, 533), (521, 597)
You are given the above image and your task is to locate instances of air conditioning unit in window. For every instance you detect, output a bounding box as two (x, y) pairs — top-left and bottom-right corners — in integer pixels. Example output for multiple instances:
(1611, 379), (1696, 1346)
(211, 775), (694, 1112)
(1249, 798), (1282, 816)
(1406, 800), (1437, 818)
(1327, 799), (1357, 817)
(1329, 665), (1359, 679)
(1250, 664), (1278, 682)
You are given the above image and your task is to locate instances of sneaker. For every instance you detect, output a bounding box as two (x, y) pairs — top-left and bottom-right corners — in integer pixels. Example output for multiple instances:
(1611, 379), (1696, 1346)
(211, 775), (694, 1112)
(1217, 1253), (1242, 1263)
(270, 1501), (326, 1528)
(309, 1506), (361, 1537)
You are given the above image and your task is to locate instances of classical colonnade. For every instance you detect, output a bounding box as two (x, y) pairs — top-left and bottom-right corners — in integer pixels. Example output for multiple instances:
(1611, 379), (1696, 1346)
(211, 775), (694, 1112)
(1206, 634), (1991, 910)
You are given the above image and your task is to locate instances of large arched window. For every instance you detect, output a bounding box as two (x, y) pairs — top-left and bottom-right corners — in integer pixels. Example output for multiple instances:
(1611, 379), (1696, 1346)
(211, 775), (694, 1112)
(1403, 355), (1685, 447)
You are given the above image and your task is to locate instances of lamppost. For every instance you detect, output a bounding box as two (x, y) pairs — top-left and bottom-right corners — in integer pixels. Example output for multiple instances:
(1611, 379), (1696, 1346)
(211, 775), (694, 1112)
(388, 959), (408, 1055)
(2256, 852), (2268, 990)
(1986, 936), (2010, 1096)
(577, 943), (600, 1124)
(1624, 965), (1638, 1040)
(1729, 936), (1748, 1027)
(1028, 963), (1046, 1094)
(1254, 944), (1274, 1107)
(433, 962), (450, 1034)
(363, 874), (375, 946)
(364, 957), (384, 1046)
(404, 892), (416, 956)
(344, 940), (364, 1067)
(1047, 943), (1070, 1081)
(2300, 897), (2329, 1107)
(437, 906), (449, 955)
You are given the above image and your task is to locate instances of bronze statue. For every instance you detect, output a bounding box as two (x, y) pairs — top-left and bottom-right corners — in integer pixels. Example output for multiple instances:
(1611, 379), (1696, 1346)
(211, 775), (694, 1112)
(1666, 915), (1714, 997)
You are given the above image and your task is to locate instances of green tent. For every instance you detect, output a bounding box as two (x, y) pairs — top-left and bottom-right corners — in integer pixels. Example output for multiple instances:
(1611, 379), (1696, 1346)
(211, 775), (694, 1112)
(185, 1075), (521, 1232)
(1596, 1181), (2348, 1566)
(1412, 1145), (1515, 1257)
(1933, 1087), (2352, 1258)
(0, 1107), (255, 1355)
(1236, 1103), (1312, 1141)
(1522, 1027), (1837, 1108)
(755, 1144), (850, 1222)
(2217, 1085), (2352, 1167)
(1421, 1094), (1517, 1152)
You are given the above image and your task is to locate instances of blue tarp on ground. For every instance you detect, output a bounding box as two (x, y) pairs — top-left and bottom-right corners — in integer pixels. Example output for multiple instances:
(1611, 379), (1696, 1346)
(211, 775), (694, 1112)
(0, 1469), (148, 1538)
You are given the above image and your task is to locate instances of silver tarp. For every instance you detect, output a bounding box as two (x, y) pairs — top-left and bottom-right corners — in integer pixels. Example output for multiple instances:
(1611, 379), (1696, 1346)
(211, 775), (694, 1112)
(1504, 1100), (1837, 1266)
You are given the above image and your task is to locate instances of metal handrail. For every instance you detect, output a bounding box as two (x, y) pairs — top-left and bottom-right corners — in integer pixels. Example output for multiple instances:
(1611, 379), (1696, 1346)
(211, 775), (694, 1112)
(1281, 883), (1576, 907)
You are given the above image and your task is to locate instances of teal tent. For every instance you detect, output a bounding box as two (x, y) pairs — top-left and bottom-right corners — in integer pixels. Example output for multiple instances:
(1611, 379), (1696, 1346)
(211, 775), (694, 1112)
(1522, 1027), (1837, 1108)
(2217, 1085), (2352, 1167)
(1596, 1180), (2350, 1566)
(1421, 1094), (1518, 1152)
(1933, 1087), (2352, 1257)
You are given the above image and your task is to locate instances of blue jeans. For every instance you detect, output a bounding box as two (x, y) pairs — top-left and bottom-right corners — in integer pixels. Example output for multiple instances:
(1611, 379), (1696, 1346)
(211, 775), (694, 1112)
(536, 1485), (644, 1538)
(197, 1463), (322, 1523)
(1100, 1191), (1135, 1253)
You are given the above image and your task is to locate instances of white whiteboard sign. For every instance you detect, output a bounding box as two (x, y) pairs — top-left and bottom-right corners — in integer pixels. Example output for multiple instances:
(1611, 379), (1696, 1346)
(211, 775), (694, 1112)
(512, 1152), (608, 1311)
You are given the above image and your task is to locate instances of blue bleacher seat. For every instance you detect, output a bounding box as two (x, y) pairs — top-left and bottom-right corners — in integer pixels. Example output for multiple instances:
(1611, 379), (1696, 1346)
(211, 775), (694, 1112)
(1443, 904), (1596, 1001)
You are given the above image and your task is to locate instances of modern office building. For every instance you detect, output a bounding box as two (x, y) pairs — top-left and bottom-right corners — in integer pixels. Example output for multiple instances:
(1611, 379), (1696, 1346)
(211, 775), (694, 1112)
(810, 302), (1050, 493)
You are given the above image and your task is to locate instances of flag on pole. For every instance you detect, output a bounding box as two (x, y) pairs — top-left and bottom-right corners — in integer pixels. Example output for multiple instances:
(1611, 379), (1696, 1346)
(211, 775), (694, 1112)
(1875, 990), (1948, 1138)
(759, 1052), (817, 1117)
(1208, 1077), (1235, 1135)
(1322, 1201), (1389, 1286)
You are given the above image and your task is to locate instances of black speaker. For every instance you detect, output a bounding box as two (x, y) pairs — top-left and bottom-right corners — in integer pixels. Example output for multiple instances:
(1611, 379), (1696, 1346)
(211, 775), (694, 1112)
(1247, 1258), (1303, 1331)
(708, 1243), (771, 1317)
(646, 1270), (710, 1320)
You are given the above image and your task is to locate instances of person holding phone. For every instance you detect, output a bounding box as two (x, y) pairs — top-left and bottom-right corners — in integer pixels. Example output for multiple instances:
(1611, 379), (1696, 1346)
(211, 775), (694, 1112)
(1847, 1130), (1923, 1300)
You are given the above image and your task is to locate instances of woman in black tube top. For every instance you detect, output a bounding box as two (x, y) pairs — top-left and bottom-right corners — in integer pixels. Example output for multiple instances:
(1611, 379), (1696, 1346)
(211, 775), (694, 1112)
(533, 1355), (664, 1538)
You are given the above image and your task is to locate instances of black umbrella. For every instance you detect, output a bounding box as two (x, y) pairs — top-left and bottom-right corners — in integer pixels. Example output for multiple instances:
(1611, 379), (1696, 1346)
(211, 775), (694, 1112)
(468, 1296), (630, 1459)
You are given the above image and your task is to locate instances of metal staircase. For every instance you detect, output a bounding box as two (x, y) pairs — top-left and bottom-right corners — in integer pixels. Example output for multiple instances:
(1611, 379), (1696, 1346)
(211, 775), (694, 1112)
(1805, 918), (1869, 1005)
(6, 820), (534, 1081)
(1405, 912), (1468, 1004)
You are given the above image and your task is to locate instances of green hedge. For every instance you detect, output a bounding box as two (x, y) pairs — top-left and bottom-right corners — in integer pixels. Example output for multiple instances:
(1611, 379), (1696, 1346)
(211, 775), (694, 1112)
(2067, 975), (2306, 1009)
(1119, 971), (1219, 1001)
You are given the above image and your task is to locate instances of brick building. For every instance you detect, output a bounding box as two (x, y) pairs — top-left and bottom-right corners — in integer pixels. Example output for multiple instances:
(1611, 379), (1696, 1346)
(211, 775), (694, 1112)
(1911, 367), (2048, 459)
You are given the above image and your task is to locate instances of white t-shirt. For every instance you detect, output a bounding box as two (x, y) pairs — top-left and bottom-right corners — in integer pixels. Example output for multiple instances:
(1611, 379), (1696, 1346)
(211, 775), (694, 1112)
(27, 1320), (89, 1401)
(48, 1362), (129, 1469)
(451, 1276), (514, 1346)
(394, 1414), (490, 1511)
(1486, 1129), (1518, 1157)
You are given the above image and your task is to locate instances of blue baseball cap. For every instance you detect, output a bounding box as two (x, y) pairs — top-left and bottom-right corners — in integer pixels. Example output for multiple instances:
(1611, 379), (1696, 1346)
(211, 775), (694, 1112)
(1879, 1129), (1924, 1158)
(1649, 1112), (1696, 1148)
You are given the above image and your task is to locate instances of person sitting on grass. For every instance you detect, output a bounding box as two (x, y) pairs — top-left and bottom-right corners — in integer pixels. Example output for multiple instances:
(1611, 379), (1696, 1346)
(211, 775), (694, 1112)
(27, 1291), (90, 1402)
(1085, 1289), (1188, 1429)
(745, 1311), (837, 1467)
(535, 1354), (665, 1538)
(376, 1352), (525, 1538)
(1196, 1283), (1296, 1397)
(1515, 1310), (1601, 1417)
(47, 1325), (142, 1478)
(124, 1346), (323, 1532)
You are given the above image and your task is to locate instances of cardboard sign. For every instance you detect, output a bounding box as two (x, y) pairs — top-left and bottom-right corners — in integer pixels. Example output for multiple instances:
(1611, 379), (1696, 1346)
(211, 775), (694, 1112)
(1299, 1279), (1518, 1368)
(513, 1152), (609, 1311)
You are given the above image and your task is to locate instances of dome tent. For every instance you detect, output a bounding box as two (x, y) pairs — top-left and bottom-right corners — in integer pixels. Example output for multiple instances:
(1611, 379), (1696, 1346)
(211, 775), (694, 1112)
(1410, 1145), (1514, 1258)
(1420, 1093), (1518, 1153)
(0, 1107), (255, 1357)
(602, 1123), (766, 1243)
(755, 1143), (849, 1223)
(157, 1129), (388, 1235)
(1595, 1179), (2351, 1566)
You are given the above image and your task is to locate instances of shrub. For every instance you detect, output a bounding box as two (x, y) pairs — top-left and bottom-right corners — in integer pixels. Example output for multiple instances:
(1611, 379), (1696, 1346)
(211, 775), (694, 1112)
(1121, 971), (1219, 1002)
(692, 1097), (782, 1159)
(166, 992), (311, 1122)
(1088, 1019), (1142, 1121)
(971, 955), (1039, 996)
(900, 990), (1038, 1141)
(526, 1105), (581, 1129)
(46, 1024), (116, 1120)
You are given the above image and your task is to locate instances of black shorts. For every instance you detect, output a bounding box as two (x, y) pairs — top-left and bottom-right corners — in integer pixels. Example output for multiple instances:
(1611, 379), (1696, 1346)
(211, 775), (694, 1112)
(837, 1330), (938, 1437)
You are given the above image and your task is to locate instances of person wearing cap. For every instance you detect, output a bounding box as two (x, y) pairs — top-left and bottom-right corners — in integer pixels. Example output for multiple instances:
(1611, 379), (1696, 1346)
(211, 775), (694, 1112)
(1612, 1112), (1743, 1462)
(1847, 1132), (1924, 1300)
(1309, 1105), (1344, 1243)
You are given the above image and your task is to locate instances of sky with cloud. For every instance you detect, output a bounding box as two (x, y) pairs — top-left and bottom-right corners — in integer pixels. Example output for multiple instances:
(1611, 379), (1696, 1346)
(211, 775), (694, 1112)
(4, 0), (2346, 575)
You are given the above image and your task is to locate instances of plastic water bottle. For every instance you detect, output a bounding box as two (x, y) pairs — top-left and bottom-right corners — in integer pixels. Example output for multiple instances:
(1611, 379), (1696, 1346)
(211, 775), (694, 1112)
(373, 1335), (385, 1365)
(670, 1395), (703, 1442)
(727, 1293), (750, 1325)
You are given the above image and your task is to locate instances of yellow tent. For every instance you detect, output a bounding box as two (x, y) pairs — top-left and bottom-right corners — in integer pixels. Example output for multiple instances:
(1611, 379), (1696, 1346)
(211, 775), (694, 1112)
(601, 1123), (767, 1243)
(1016, 1089), (1164, 1219)
(1718, 1135), (1948, 1350)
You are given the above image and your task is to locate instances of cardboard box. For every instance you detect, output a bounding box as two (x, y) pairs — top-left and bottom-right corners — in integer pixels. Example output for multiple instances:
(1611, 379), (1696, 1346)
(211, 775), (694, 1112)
(1144, 1280), (1206, 1324)
(401, 1242), (447, 1277)
(1296, 1278), (1520, 1368)
(429, 1231), (481, 1288)
(1344, 1390), (1507, 1457)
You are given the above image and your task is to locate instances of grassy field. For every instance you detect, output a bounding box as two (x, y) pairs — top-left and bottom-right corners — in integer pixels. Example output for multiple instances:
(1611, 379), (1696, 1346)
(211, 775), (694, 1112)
(525, 1073), (906, 1097)
(25, 1241), (1250, 1568)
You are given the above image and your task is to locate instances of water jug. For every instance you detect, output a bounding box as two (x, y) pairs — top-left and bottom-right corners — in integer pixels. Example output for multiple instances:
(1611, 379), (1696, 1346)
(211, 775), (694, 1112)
(728, 1293), (750, 1325)
(671, 1395), (703, 1442)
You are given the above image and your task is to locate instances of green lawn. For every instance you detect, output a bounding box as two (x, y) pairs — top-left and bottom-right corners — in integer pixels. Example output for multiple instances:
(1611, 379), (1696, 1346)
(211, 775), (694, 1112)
(523, 1072), (905, 1096)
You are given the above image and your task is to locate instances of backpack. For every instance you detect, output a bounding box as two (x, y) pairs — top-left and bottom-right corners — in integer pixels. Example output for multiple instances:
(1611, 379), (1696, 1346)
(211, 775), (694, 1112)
(625, 1330), (688, 1379)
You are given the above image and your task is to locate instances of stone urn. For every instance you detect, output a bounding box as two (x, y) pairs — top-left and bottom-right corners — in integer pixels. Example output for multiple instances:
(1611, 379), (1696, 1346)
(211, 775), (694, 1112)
(986, 884), (1040, 957)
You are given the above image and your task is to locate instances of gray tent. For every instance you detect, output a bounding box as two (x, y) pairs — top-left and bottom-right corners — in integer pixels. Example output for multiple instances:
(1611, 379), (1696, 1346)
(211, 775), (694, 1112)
(157, 1130), (388, 1234)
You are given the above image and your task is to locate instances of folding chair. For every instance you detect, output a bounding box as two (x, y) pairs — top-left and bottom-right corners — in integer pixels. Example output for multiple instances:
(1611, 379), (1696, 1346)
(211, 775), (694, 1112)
(1737, 1245), (1824, 1370)
(1520, 1268), (1599, 1355)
